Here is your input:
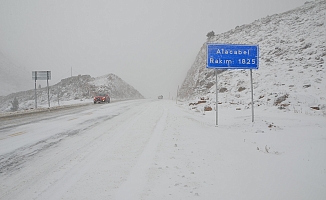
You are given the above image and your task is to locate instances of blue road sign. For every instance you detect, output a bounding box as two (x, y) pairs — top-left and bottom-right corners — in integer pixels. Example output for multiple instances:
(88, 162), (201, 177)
(207, 44), (259, 69)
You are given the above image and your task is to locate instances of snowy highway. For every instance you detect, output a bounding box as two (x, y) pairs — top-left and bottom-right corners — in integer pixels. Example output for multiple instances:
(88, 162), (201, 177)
(0, 99), (166, 199)
(0, 99), (326, 199)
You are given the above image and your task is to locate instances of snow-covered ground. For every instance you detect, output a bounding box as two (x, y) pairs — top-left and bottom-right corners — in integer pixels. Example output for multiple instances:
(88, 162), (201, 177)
(0, 99), (325, 200)
(178, 0), (326, 117)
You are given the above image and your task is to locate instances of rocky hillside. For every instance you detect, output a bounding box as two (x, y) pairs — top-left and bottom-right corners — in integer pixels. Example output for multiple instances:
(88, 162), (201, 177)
(0, 73), (144, 112)
(178, 0), (325, 115)
(89, 74), (144, 99)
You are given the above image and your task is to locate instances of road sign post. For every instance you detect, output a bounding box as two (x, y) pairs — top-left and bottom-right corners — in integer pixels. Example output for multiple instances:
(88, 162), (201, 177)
(32, 71), (51, 109)
(34, 74), (37, 109)
(206, 44), (259, 125)
(215, 70), (218, 126)
(250, 69), (254, 122)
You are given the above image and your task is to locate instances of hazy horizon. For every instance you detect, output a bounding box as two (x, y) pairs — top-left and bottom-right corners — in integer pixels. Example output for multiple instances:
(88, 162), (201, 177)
(0, 0), (307, 98)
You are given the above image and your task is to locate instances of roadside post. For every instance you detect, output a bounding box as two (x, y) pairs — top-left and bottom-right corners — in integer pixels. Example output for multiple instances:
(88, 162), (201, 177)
(215, 69), (218, 126)
(176, 85), (179, 104)
(32, 71), (51, 109)
(206, 44), (259, 126)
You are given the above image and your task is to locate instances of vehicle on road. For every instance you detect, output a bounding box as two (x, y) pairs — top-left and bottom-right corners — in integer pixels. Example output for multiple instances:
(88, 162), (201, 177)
(158, 95), (163, 99)
(93, 94), (110, 104)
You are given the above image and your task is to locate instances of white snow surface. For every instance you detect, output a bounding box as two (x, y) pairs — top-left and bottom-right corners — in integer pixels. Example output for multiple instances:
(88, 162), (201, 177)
(0, 99), (325, 200)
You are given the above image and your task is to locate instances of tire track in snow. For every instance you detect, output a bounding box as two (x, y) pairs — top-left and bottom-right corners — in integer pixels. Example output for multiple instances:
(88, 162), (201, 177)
(0, 100), (152, 200)
(35, 103), (154, 200)
(115, 107), (168, 200)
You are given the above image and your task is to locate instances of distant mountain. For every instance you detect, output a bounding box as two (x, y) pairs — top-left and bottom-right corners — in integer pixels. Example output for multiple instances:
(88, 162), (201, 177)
(0, 52), (32, 96)
(0, 73), (144, 112)
(178, 0), (325, 114)
(90, 74), (144, 100)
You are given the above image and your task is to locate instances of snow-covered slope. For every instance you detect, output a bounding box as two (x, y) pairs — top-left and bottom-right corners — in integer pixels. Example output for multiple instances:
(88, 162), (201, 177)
(178, 0), (325, 115)
(90, 74), (144, 100)
(0, 73), (144, 112)
(0, 52), (33, 96)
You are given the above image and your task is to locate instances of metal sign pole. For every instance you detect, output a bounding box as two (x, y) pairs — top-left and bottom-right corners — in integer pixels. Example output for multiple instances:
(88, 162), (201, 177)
(250, 69), (254, 122)
(34, 71), (37, 109)
(47, 78), (50, 108)
(47, 71), (50, 108)
(215, 69), (218, 126)
(34, 78), (37, 109)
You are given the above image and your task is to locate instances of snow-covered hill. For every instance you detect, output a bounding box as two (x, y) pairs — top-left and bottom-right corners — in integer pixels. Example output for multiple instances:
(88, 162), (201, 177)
(0, 52), (33, 96)
(178, 0), (325, 116)
(0, 73), (144, 112)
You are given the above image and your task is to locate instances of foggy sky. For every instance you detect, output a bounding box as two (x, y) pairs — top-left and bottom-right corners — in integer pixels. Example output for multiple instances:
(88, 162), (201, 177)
(0, 0), (307, 98)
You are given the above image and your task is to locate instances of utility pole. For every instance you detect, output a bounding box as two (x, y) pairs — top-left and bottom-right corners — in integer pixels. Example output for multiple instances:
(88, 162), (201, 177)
(176, 85), (179, 104)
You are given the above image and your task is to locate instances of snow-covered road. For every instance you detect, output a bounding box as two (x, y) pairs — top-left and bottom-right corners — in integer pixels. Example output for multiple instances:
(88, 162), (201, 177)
(0, 99), (325, 199)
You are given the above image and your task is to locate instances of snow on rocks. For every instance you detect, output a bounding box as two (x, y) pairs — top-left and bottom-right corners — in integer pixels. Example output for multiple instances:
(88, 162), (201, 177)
(0, 74), (144, 113)
(178, 0), (326, 117)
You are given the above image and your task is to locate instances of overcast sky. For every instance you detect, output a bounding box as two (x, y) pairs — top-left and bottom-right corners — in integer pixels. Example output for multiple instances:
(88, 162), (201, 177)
(0, 0), (307, 98)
